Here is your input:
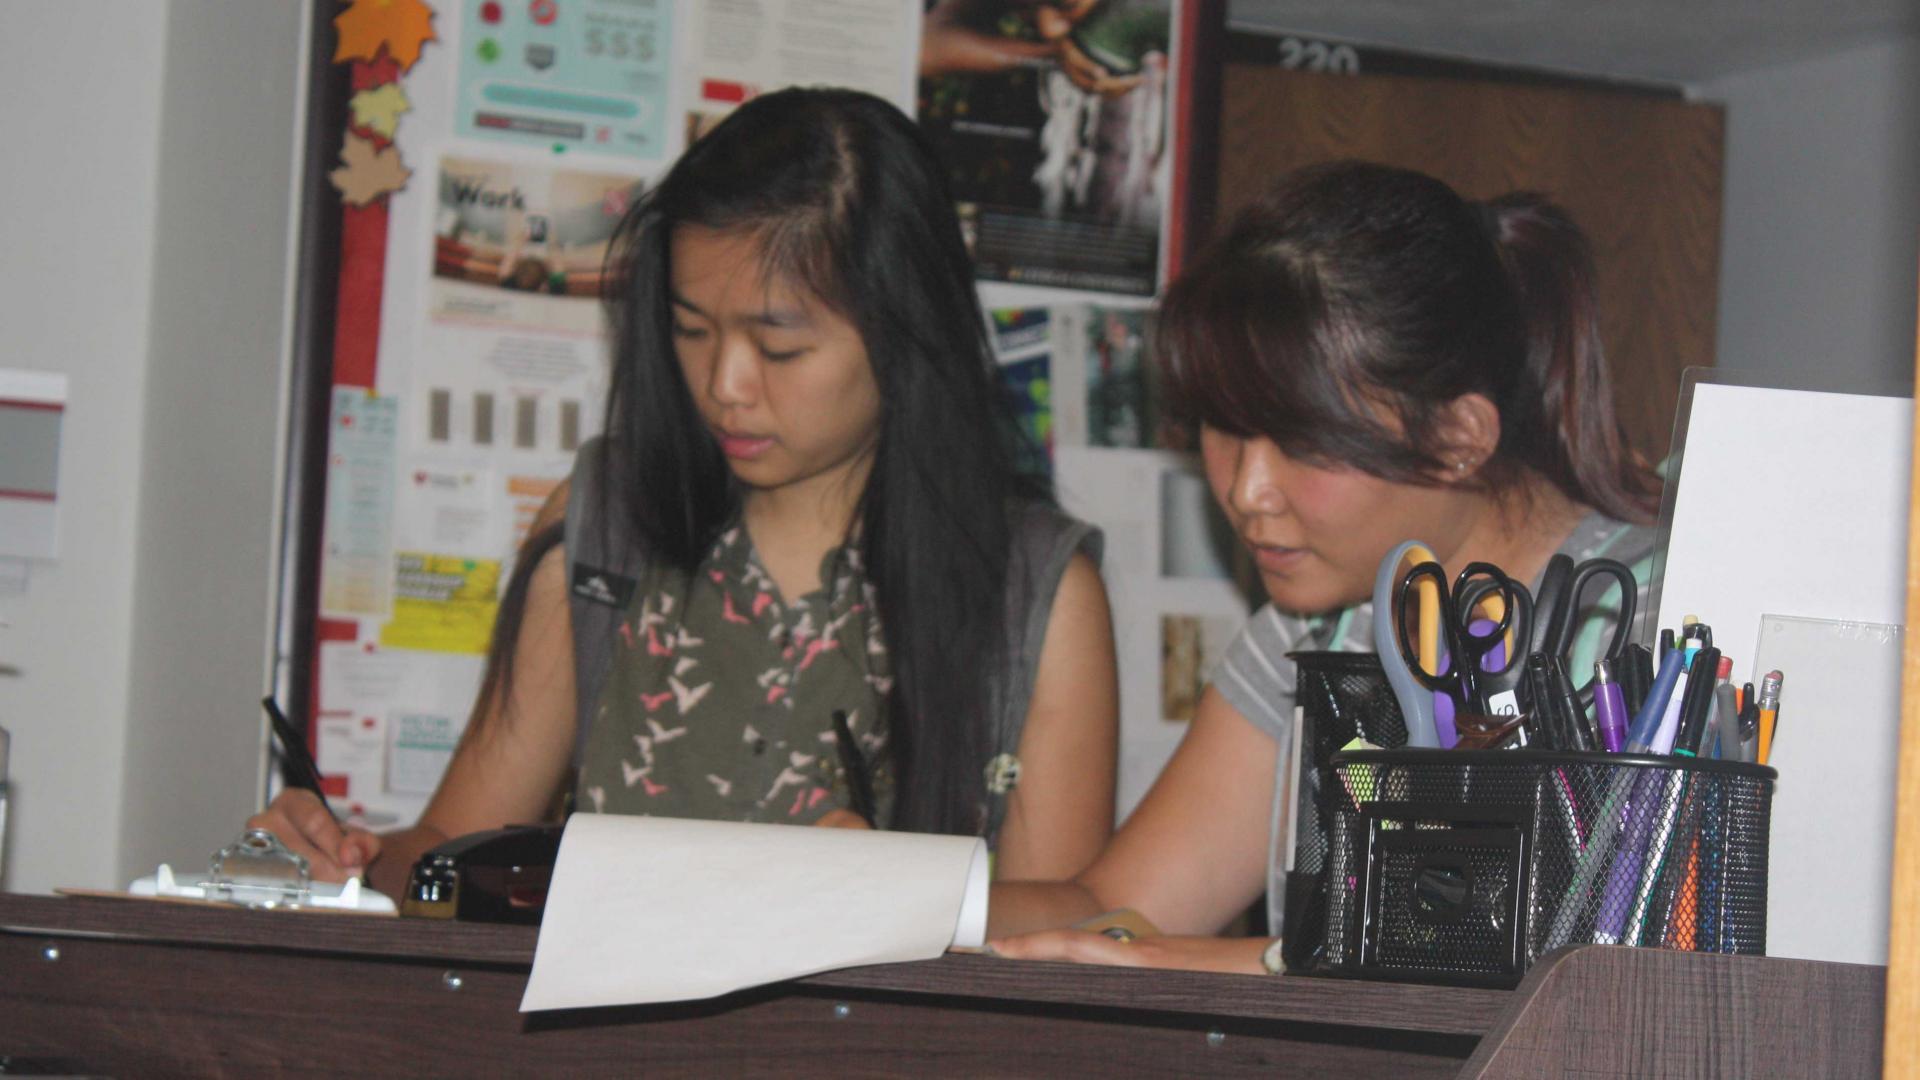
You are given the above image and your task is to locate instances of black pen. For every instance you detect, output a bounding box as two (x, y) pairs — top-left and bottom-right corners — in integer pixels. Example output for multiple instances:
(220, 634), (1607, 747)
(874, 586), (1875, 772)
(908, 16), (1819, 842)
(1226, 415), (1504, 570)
(1548, 653), (1600, 752)
(262, 695), (342, 826)
(1671, 647), (1722, 757)
(831, 709), (877, 827)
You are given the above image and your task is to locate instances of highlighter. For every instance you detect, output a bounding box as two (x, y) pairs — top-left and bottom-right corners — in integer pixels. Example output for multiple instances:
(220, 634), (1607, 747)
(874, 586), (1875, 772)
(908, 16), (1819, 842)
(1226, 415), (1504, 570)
(1624, 647), (1687, 754)
(1592, 659), (1629, 753)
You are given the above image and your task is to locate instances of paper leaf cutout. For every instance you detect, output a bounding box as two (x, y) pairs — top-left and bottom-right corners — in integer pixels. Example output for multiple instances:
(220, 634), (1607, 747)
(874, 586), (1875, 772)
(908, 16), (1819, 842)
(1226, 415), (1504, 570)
(351, 47), (402, 91)
(334, 0), (437, 72)
(349, 83), (411, 140)
(331, 131), (412, 207)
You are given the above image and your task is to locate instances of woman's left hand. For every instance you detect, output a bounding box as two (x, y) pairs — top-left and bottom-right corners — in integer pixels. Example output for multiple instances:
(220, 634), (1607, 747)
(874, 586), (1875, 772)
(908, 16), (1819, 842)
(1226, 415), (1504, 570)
(987, 930), (1267, 975)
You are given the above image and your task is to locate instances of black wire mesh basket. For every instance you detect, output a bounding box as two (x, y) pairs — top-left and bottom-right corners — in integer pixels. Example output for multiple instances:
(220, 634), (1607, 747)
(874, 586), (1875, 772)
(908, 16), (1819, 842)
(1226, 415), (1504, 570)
(1285, 653), (1775, 987)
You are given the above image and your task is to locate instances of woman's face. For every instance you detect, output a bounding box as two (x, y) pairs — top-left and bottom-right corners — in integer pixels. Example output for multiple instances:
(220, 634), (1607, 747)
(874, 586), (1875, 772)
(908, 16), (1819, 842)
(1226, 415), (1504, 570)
(1200, 426), (1465, 614)
(669, 225), (882, 510)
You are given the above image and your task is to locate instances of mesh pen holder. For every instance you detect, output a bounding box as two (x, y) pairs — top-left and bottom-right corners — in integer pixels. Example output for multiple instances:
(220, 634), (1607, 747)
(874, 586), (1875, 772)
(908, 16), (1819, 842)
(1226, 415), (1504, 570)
(1280, 652), (1411, 973)
(1281, 651), (1776, 986)
(1314, 748), (1775, 987)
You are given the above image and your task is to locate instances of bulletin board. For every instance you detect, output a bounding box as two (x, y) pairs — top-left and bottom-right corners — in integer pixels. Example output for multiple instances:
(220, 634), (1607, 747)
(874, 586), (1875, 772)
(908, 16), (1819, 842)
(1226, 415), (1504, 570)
(276, 0), (1230, 827)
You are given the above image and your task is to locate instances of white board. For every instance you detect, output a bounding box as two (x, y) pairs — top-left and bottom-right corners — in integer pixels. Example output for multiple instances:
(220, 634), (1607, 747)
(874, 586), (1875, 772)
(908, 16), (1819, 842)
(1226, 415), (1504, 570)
(1653, 377), (1912, 964)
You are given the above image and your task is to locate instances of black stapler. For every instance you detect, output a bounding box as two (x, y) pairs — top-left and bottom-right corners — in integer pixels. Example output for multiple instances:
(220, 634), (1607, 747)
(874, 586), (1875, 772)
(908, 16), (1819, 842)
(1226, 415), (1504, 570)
(400, 824), (565, 923)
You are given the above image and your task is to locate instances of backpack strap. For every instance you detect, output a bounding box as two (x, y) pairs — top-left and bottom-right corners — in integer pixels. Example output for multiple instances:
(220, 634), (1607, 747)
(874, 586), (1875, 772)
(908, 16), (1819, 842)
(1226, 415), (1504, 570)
(563, 438), (644, 771)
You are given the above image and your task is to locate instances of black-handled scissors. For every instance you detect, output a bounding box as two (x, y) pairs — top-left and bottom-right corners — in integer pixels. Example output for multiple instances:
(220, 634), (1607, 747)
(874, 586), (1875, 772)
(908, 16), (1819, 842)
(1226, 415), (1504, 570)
(1393, 560), (1522, 718)
(1528, 554), (1638, 701)
(1454, 570), (1533, 711)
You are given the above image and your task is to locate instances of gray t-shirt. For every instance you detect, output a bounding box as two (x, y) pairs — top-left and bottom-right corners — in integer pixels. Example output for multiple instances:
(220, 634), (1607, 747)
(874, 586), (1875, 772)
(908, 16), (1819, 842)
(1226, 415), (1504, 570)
(1210, 512), (1658, 932)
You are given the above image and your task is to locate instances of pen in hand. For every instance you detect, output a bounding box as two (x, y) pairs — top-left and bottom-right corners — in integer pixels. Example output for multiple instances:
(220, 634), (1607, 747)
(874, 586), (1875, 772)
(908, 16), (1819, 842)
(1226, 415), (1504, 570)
(262, 695), (342, 828)
(831, 709), (878, 828)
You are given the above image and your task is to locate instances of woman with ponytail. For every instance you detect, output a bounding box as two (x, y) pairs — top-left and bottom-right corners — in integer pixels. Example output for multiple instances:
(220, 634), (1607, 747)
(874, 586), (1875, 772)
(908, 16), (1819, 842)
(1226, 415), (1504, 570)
(989, 161), (1659, 966)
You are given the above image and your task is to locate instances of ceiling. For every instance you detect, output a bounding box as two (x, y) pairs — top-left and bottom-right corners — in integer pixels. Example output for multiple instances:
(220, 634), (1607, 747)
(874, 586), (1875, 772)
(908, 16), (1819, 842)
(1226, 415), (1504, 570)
(1227, 0), (1920, 85)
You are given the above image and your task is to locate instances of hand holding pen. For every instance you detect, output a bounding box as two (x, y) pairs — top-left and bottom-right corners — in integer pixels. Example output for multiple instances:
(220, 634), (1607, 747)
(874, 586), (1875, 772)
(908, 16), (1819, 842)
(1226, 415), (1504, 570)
(244, 697), (382, 882)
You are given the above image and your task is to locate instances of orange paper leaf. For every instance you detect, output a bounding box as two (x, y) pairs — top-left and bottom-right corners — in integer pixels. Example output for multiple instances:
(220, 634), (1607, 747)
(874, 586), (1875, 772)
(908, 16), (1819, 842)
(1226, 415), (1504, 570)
(331, 131), (413, 207)
(334, 0), (437, 72)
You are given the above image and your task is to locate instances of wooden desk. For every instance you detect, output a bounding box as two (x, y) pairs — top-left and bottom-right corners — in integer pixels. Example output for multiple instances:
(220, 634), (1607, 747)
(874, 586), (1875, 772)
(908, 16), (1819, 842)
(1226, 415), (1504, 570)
(0, 893), (1882, 1077)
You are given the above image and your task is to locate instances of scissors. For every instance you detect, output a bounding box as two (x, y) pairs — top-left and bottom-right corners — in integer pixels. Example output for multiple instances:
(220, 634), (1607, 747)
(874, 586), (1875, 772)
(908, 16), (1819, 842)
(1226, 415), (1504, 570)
(1379, 555), (1526, 745)
(1525, 554), (1638, 703)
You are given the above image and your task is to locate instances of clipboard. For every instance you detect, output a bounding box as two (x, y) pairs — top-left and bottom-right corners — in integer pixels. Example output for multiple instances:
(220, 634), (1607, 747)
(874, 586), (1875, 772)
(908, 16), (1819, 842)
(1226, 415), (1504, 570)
(62, 828), (397, 915)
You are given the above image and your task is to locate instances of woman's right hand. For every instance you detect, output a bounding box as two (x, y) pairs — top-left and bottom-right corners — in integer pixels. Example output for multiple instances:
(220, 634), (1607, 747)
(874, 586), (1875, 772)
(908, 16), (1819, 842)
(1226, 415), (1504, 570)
(245, 789), (381, 883)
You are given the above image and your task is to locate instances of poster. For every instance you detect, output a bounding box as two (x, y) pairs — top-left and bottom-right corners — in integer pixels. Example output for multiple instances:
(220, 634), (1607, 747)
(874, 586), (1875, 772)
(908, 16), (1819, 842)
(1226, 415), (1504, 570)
(681, 0), (918, 136)
(453, 0), (674, 159)
(315, 638), (486, 824)
(918, 0), (1178, 298)
(990, 308), (1056, 477)
(318, 390), (401, 618)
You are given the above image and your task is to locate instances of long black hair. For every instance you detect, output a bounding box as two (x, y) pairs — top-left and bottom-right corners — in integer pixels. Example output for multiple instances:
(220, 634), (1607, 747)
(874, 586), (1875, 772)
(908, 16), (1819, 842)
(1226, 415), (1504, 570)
(1158, 161), (1660, 524)
(484, 88), (1045, 837)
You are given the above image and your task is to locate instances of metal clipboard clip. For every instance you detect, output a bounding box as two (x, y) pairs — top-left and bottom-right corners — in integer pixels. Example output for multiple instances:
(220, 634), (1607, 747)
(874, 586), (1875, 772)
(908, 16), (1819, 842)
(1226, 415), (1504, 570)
(129, 827), (396, 913)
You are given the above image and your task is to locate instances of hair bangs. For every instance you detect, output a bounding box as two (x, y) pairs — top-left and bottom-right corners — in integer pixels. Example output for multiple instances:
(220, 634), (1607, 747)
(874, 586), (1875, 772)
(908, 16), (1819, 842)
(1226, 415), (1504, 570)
(1158, 253), (1401, 471)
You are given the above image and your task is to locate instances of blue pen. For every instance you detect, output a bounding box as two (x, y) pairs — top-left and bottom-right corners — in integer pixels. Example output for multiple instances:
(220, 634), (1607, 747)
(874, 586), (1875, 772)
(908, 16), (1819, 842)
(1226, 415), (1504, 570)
(1652, 657), (1693, 754)
(1623, 647), (1686, 753)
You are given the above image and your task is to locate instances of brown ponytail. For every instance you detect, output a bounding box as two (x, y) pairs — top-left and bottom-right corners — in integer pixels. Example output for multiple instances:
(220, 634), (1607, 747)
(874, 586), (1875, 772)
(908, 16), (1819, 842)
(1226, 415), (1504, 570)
(1482, 194), (1661, 523)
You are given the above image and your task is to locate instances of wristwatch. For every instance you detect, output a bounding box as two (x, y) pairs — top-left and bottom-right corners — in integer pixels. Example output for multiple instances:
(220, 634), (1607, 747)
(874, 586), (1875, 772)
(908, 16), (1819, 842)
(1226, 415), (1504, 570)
(1260, 936), (1286, 975)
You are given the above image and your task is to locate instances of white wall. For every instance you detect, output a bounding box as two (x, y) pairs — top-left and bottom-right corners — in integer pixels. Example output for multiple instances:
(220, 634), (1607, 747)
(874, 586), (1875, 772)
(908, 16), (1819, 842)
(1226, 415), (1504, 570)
(117, 1), (305, 884)
(0, 1), (302, 893)
(0, 4), (169, 893)
(1703, 36), (1920, 394)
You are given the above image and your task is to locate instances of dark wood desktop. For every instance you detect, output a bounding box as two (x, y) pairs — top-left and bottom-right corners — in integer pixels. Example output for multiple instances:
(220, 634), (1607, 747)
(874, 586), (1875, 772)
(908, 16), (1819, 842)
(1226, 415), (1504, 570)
(0, 893), (1882, 1077)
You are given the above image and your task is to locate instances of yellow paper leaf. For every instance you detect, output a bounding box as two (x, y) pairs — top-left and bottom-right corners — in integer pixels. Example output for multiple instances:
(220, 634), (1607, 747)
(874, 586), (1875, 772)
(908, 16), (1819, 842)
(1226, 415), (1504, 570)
(349, 83), (412, 140)
(334, 0), (438, 72)
(330, 131), (412, 207)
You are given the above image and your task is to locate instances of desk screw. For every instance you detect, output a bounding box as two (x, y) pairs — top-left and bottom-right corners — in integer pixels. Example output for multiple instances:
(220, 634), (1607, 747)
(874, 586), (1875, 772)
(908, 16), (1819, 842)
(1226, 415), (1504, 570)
(442, 970), (464, 991)
(832, 1002), (852, 1020)
(1205, 1029), (1225, 1049)
(40, 943), (59, 962)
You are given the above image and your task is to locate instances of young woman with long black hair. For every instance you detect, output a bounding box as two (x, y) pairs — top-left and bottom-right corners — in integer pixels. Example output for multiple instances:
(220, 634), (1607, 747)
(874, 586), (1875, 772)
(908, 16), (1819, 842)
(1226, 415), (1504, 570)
(990, 161), (1660, 966)
(253, 88), (1119, 899)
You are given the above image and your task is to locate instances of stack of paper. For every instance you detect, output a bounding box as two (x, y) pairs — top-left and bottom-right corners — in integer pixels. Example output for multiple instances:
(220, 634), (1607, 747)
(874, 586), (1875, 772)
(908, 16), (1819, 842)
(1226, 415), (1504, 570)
(521, 815), (990, 1011)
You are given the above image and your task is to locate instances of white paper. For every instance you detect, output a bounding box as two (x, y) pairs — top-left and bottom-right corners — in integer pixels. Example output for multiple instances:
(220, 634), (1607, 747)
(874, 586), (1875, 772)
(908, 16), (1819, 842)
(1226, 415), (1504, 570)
(521, 815), (990, 1011)
(1654, 382), (1910, 651)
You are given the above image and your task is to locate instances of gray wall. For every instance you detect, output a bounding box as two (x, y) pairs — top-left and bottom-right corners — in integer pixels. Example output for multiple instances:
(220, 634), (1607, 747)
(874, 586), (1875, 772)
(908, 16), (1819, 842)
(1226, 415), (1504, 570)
(0, 0), (301, 893)
(117, 1), (305, 884)
(1702, 36), (1920, 395)
(0, 3), (169, 893)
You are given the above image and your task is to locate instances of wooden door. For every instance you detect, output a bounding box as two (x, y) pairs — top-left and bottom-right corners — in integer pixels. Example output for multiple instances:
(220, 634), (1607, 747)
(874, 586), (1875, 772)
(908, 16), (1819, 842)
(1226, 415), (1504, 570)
(1214, 66), (1725, 463)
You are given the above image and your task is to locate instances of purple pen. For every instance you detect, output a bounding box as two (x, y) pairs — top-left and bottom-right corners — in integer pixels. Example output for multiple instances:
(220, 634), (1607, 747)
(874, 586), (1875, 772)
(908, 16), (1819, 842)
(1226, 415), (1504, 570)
(1593, 768), (1663, 944)
(1593, 658), (1628, 753)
